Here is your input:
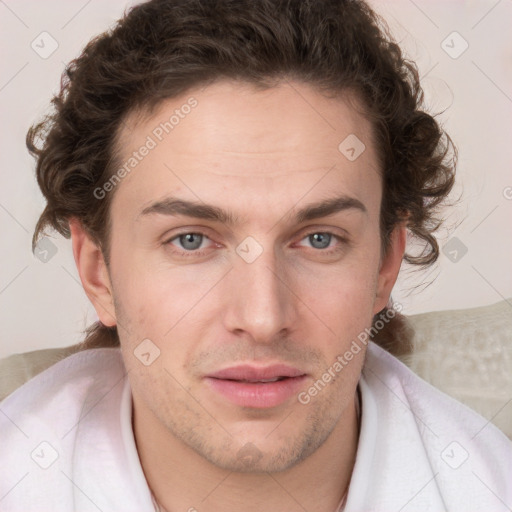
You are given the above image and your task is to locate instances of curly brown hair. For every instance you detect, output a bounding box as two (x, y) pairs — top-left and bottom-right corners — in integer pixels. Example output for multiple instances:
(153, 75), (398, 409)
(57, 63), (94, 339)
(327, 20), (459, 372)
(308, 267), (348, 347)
(27, 0), (456, 352)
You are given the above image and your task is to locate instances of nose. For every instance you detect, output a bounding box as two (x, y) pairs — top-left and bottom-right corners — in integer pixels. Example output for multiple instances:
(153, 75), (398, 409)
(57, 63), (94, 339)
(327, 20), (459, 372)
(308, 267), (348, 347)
(222, 241), (297, 344)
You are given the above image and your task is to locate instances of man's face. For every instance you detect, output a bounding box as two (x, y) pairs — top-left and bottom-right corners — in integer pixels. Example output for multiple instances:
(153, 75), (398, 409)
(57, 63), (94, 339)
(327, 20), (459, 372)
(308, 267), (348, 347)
(100, 80), (395, 472)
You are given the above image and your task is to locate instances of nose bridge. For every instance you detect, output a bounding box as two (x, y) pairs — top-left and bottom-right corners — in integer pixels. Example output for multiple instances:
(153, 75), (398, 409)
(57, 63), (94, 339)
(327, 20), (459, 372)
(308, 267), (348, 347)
(224, 238), (294, 341)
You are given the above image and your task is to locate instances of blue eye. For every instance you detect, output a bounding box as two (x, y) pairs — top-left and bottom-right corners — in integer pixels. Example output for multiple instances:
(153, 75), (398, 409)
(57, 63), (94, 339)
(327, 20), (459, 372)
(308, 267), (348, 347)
(163, 230), (347, 259)
(306, 232), (332, 249)
(299, 232), (343, 251)
(168, 233), (209, 251)
(179, 233), (203, 250)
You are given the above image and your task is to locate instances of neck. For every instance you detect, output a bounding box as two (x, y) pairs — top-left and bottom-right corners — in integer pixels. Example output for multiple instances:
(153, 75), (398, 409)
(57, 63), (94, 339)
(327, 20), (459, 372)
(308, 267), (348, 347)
(134, 391), (360, 512)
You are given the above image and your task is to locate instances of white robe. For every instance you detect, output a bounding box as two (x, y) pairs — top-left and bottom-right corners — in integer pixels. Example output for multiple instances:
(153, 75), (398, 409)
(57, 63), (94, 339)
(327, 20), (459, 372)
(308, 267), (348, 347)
(0, 342), (511, 512)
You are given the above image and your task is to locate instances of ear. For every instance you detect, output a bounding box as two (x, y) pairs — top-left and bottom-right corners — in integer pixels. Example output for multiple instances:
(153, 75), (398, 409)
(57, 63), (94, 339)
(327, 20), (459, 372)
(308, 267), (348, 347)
(373, 224), (406, 315)
(69, 218), (117, 327)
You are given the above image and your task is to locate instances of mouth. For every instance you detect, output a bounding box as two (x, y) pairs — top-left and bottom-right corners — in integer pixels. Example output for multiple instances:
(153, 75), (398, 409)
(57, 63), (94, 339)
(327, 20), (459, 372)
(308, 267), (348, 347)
(204, 364), (308, 409)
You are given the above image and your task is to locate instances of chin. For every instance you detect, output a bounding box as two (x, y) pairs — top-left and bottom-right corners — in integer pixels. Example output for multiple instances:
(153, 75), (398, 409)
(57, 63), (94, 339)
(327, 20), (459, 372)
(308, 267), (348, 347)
(195, 426), (330, 474)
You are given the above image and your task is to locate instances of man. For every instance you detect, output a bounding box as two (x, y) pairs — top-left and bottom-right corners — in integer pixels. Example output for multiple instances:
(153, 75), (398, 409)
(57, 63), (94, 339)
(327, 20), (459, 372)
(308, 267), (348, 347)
(1, 0), (510, 511)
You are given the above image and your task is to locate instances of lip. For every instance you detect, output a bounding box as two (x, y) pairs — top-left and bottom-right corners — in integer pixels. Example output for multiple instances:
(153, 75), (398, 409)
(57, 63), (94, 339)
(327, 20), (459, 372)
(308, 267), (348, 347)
(205, 364), (308, 409)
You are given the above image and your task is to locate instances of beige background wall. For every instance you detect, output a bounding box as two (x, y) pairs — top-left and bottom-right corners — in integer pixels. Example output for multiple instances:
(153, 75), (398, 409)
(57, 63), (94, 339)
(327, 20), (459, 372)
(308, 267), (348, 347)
(1, 0), (511, 359)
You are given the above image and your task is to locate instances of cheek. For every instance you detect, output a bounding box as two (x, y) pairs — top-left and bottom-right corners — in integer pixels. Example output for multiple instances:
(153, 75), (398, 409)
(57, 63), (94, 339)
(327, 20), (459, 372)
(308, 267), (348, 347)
(112, 243), (182, 303)
(294, 253), (379, 346)
(110, 252), (220, 375)
(109, 254), (180, 343)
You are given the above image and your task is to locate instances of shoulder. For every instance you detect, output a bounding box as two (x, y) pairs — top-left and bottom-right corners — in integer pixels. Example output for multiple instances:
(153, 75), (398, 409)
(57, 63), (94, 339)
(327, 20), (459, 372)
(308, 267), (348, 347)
(361, 342), (512, 509)
(365, 341), (510, 441)
(0, 348), (136, 511)
(0, 347), (126, 412)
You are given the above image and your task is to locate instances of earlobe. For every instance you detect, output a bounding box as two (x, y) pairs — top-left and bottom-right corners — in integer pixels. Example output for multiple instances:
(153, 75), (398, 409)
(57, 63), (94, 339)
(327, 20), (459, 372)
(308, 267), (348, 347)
(373, 224), (406, 315)
(69, 218), (117, 327)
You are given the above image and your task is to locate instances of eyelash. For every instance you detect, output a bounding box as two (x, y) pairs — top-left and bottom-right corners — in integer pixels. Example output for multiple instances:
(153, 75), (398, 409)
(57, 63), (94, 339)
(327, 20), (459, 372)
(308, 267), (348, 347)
(163, 230), (348, 257)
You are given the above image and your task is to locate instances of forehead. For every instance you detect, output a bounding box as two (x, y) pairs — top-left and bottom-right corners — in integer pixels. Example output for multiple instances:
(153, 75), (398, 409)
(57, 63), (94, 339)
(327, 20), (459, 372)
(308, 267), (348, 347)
(111, 80), (381, 221)
(119, 79), (374, 157)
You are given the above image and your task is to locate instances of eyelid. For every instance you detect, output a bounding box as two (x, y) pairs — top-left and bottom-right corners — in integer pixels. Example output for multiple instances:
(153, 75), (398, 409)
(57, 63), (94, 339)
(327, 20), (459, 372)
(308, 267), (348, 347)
(295, 229), (348, 249)
(164, 230), (215, 250)
(296, 225), (350, 242)
(162, 226), (213, 243)
(300, 225), (348, 236)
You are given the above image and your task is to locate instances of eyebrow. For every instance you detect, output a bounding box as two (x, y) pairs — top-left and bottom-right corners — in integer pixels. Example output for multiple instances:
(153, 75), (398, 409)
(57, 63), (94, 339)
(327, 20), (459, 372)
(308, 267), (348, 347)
(137, 195), (367, 225)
